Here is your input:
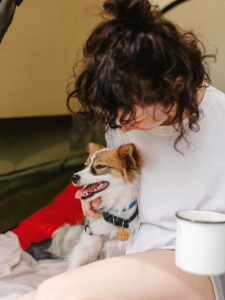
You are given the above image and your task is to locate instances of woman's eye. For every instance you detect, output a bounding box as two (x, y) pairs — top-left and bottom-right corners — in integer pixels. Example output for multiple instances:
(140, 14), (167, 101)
(96, 165), (106, 169)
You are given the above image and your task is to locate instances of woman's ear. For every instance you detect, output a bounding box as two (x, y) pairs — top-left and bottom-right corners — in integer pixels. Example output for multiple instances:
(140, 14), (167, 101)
(117, 143), (143, 182)
(87, 143), (104, 156)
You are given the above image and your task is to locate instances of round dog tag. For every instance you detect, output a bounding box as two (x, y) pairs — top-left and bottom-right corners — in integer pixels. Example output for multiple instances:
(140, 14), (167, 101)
(117, 228), (129, 241)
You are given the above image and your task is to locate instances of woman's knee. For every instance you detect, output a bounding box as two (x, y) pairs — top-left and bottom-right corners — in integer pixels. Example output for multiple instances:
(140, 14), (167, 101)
(32, 251), (216, 300)
(33, 277), (68, 300)
(33, 280), (54, 300)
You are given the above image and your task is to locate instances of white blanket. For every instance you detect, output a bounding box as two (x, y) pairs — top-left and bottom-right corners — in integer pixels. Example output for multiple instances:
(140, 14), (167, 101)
(0, 232), (67, 300)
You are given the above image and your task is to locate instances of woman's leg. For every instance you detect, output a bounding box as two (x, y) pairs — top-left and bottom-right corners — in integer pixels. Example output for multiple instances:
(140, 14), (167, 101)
(19, 250), (215, 300)
(18, 292), (35, 300)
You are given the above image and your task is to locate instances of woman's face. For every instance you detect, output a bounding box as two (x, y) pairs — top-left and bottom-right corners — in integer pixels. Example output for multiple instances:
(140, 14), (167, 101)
(117, 104), (174, 133)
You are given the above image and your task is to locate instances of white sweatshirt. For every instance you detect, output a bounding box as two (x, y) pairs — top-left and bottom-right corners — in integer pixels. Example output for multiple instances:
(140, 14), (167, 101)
(105, 85), (225, 254)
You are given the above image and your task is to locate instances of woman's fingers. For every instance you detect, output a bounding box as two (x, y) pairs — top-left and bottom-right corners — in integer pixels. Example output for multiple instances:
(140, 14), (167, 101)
(88, 209), (102, 218)
(81, 200), (90, 216)
(81, 197), (101, 218)
(92, 197), (101, 208)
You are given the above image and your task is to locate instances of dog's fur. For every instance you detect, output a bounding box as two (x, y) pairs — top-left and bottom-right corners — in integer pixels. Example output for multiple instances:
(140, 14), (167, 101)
(48, 143), (143, 270)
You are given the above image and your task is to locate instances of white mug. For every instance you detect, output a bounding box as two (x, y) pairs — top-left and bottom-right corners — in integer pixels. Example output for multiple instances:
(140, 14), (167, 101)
(175, 209), (225, 276)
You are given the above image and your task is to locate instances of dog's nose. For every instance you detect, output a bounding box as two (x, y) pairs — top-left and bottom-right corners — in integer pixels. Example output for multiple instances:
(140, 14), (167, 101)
(72, 174), (81, 184)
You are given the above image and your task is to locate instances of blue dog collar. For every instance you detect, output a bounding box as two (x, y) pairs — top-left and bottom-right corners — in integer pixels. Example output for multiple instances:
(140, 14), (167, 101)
(109, 200), (137, 212)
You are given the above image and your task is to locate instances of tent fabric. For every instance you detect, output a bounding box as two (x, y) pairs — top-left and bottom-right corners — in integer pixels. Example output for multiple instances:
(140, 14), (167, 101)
(12, 184), (85, 250)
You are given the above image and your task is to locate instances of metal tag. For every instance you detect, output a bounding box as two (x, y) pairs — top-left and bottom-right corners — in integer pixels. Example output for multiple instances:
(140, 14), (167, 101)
(117, 228), (129, 241)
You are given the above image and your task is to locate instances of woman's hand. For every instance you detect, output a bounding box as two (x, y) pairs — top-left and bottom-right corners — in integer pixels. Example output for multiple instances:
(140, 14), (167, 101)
(81, 197), (102, 218)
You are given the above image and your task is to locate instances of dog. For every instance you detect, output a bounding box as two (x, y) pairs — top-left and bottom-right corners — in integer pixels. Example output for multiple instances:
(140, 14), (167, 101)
(48, 142), (143, 270)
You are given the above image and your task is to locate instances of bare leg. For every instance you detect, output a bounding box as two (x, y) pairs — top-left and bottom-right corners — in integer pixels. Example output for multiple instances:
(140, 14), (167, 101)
(18, 250), (215, 300)
(17, 291), (35, 300)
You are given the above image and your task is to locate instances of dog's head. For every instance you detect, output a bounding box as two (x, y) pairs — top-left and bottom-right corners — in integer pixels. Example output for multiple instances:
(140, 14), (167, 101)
(73, 143), (143, 201)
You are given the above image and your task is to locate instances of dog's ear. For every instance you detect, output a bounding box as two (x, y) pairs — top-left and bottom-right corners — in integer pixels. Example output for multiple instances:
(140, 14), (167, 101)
(88, 143), (104, 156)
(117, 143), (143, 182)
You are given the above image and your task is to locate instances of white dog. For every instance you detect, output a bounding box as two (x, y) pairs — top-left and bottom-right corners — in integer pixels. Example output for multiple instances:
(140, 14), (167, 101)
(48, 142), (143, 270)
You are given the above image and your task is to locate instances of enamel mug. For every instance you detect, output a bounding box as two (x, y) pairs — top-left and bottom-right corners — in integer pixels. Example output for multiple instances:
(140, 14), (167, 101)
(175, 210), (225, 276)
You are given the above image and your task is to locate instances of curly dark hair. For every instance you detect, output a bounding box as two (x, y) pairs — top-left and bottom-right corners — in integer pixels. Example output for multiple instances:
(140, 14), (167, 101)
(67, 0), (216, 151)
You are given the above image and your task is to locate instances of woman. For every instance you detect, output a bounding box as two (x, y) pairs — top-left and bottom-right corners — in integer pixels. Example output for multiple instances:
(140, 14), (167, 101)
(19, 0), (224, 299)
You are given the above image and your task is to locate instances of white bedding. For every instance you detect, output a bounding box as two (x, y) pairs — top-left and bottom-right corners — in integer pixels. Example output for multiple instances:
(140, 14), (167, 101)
(0, 231), (67, 300)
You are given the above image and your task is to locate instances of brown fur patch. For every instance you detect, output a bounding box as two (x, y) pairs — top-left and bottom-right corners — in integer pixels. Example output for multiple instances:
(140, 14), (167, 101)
(91, 149), (119, 176)
(88, 143), (143, 183)
(88, 143), (104, 156)
(117, 144), (144, 182)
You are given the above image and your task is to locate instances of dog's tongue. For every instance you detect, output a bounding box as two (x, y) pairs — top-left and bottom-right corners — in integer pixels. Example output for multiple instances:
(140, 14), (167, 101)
(75, 183), (99, 199)
(75, 189), (86, 199)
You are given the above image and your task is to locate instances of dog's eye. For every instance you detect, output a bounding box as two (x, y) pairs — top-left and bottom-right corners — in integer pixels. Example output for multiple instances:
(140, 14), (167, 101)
(96, 165), (106, 169)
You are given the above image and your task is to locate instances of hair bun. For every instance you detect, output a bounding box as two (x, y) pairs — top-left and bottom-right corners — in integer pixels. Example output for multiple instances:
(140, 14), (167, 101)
(103, 0), (152, 20)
